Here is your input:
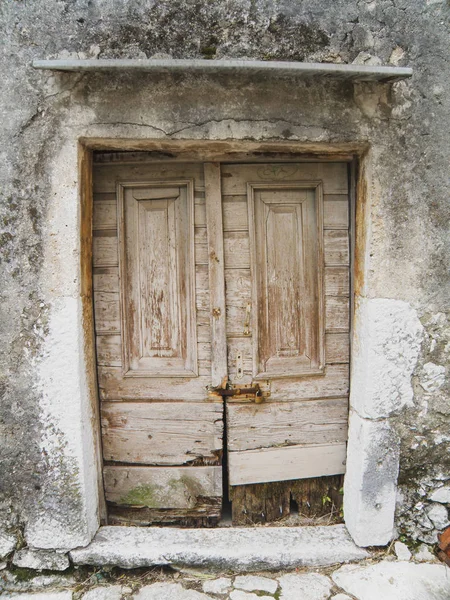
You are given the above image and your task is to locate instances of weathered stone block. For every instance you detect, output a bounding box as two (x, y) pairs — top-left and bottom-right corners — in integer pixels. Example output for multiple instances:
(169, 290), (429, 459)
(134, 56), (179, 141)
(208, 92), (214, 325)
(350, 298), (423, 419)
(419, 362), (446, 393)
(394, 541), (411, 561)
(202, 578), (232, 595)
(233, 575), (277, 594)
(344, 412), (400, 546)
(12, 548), (70, 571)
(230, 592), (272, 600)
(332, 561), (450, 600)
(278, 573), (333, 600)
(430, 486), (450, 504)
(426, 503), (449, 530)
(70, 525), (368, 570)
(134, 583), (214, 600)
(82, 587), (123, 600)
(0, 532), (16, 559)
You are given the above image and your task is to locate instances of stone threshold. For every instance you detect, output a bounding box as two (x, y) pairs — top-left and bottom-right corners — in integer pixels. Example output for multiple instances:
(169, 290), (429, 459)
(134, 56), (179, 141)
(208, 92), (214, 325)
(70, 524), (369, 572)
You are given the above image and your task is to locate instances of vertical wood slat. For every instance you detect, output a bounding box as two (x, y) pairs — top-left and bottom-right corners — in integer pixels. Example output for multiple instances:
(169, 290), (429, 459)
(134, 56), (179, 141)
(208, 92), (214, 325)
(204, 163), (227, 387)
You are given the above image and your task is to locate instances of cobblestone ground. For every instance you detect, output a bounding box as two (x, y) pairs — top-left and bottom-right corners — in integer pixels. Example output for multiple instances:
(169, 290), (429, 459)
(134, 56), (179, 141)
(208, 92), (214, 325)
(1, 545), (449, 600)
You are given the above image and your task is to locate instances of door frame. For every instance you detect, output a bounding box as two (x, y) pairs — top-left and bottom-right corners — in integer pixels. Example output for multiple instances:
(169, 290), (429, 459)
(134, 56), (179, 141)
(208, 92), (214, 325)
(80, 138), (388, 546)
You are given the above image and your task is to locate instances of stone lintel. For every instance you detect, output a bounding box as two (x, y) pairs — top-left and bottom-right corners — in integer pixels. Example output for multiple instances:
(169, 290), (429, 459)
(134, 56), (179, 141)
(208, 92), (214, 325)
(32, 59), (412, 82)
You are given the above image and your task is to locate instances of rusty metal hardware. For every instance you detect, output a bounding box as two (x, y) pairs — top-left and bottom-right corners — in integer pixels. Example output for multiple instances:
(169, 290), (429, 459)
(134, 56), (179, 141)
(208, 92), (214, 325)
(235, 351), (244, 380)
(243, 302), (251, 336)
(210, 381), (264, 404)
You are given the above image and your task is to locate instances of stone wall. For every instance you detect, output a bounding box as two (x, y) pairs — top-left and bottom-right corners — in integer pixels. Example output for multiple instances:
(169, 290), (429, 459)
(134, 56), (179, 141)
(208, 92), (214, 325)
(1, 0), (449, 555)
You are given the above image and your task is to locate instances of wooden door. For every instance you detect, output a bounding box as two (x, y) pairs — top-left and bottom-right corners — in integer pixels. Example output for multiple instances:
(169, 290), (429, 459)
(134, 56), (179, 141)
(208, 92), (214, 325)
(92, 158), (224, 526)
(220, 164), (350, 524)
(92, 156), (350, 527)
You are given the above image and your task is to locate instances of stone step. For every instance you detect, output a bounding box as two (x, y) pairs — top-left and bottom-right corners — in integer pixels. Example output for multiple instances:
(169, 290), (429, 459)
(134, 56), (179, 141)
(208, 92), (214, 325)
(70, 524), (369, 571)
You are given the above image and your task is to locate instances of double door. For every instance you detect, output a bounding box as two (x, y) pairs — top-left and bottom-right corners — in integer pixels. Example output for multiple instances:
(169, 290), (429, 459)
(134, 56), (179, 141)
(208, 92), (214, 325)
(92, 157), (350, 525)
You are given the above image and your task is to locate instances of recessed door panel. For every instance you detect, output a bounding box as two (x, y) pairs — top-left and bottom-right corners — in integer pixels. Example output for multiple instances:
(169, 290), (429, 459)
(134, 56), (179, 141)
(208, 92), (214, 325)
(119, 181), (197, 377)
(249, 183), (324, 378)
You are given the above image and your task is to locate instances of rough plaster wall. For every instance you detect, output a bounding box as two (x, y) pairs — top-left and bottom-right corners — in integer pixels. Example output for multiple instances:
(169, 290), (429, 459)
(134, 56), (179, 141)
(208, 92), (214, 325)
(0, 0), (449, 551)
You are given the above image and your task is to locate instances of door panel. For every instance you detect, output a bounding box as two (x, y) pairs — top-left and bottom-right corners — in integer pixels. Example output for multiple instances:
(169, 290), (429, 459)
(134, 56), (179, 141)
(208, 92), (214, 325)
(222, 163), (350, 502)
(248, 183), (324, 378)
(92, 159), (223, 525)
(119, 181), (197, 377)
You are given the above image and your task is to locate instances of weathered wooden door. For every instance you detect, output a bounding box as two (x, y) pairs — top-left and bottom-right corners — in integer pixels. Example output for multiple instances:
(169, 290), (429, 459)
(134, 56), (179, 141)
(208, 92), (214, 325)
(92, 156), (350, 526)
(219, 164), (350, 524)
(92, 159), (224, 526)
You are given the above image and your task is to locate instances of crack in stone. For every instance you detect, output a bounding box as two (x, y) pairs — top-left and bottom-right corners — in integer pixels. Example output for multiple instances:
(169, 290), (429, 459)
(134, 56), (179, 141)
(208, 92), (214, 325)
(91, 117), (346, 138)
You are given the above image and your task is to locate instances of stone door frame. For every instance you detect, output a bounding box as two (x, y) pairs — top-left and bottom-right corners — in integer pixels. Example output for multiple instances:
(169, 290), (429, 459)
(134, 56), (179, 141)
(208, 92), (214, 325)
(32, 137), (404, 551)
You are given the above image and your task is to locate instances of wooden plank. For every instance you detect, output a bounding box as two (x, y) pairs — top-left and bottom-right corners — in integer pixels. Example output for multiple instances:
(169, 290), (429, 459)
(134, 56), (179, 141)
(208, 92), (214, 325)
(224, 267), (349, 302)
(196, 278), (210, 311)
(224, 269), (252, 337)
(325, 332), (350, 363)
(93, 200), (117, 230)
(194, 203), (206, 227)
(97, 366), (211, 401)
(104, 465), (222, 508)
(93, 192), (116, 202)
(94, 292), (120, 333)
(96, 337), (211, 368)
(227, 398), (348, 452)
(204, 163), (227, 387)
(225, 333), (348, 377)
(101, 402), (223, 465)
(323, 198), (349, 229)
(324, 267), (349, 296)
(228, 443), (347, 486)
(325, 296), (350, 332)
(96, 334), (122, 366)
(93, 162), (205, 193)
(225, 231), (250, 269)
(93, 232), (118, 267)
(194, 196), (248, 231)
(227, 336), (253, 381)
(221, 163), (348, 195)
(223, 196), (248, 231)
(324, 230), (349, 265)
(108, 504), (221, 527)
(197, 324), (211, 343)
(93, 267), (119, 292)
(268, 364), (349, 401)
(196, 231), (251, 267)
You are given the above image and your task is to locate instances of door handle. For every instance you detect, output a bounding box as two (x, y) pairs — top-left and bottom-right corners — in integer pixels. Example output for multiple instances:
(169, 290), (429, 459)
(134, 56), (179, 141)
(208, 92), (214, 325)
(243, 302), (251, 336)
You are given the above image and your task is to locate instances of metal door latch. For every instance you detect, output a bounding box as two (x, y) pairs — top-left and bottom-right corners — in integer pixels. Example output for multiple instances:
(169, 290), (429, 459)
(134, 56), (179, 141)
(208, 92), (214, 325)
(209, 379), (265, 404)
